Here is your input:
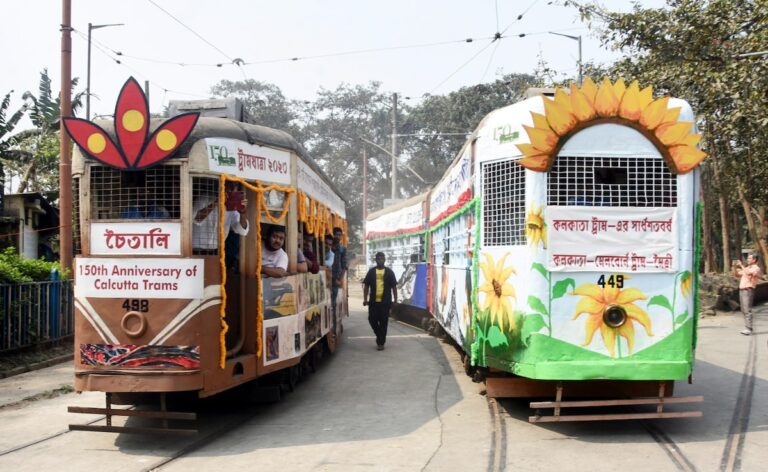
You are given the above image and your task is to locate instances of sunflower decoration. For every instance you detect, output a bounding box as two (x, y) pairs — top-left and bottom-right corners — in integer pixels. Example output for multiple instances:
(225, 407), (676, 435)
(679, 271), (693, 299)
(478, 252), (517, 331)
(525, 203), (547, 250)
(516, 77), (706, 174)
(571, 279), (653, 357)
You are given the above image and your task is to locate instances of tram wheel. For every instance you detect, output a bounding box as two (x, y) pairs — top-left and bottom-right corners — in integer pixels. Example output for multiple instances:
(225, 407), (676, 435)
(463, 355), (476, 377)
(283, 365), (300, 392)
(304, 351), (316, 374)
(325, 331), (338, 354)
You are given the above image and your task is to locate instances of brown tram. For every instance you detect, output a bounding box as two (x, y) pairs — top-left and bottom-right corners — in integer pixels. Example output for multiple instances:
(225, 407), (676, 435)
(67, 101), (348, 434)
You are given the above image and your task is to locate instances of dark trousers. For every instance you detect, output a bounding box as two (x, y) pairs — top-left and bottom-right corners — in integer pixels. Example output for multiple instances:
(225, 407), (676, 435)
(331, 285), (339, 332)
(368, 303), (391, 346)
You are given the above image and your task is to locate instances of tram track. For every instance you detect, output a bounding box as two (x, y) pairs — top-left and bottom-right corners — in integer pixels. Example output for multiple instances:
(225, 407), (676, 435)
(0, 415), (104, 456)
(486, 397), (507, 472)
(719, 321), (758, 472)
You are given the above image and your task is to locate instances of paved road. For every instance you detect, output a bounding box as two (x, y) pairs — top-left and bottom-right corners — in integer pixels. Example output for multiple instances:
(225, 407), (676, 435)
(0, 298), (766, 471)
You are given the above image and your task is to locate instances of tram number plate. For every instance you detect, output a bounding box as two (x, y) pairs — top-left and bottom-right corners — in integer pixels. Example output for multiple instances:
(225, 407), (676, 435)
(597, 274), (624, 288)
(122, 299), (150, 312)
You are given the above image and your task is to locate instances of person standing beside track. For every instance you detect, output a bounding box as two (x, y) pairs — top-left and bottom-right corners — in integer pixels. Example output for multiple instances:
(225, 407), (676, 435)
(363, 252), (398, 351)
(733, 252), (762, 335)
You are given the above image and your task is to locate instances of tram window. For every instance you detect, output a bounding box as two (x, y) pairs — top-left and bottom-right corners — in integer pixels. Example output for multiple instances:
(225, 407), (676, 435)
(548, 156), (676, 208)
(192, 177), (220, 255)
(90, 165), (181, 219)
(482, 159), (525, 246)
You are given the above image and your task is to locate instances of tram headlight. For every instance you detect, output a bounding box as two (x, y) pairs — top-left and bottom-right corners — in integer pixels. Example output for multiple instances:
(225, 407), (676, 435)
(602, 304), (627, 328)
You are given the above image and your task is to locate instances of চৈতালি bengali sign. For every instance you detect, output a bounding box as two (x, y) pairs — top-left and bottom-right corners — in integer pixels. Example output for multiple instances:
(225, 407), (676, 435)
(205, 138), (290, 185)
(545, 206), (678, 273)
(90, 222), (181, 256)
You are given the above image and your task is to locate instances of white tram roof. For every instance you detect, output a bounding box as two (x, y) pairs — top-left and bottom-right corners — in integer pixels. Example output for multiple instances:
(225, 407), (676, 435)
(470, 95), (696, 164)
(366, 191), (428, 222)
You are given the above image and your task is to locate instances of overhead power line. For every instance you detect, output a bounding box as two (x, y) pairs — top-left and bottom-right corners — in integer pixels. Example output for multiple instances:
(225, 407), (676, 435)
(146, 0), (234, 62)
(72, 29), (209, 104)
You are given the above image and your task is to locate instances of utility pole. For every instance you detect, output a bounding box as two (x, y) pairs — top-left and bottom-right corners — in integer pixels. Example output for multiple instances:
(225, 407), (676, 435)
(390, 93), (398, 199)
(60, 0), (73, 273)
(549, 32), (582, 85)
(362, 146), (368, 264)
(86, 22), (124, 120)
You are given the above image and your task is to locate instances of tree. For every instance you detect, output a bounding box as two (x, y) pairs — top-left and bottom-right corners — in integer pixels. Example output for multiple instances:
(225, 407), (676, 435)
(299, 82), (395, 250)
(400, 73), (542, 195)
(210, 79), (300, 135)
(9, 69), (84, 193)
(0, 91), (28, 189)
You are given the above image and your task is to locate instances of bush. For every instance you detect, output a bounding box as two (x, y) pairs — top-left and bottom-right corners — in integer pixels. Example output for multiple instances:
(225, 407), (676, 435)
(0, 247), (63, 283)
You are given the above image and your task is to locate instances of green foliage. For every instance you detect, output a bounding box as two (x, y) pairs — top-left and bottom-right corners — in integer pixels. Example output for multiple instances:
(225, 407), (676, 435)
(521, 313), (546, 347)
(647, 294), (673, 313)
(0, 90), (27, 155)
(527, 295), (548, 316)
(552, 278), (575, 300)
(0, 247), (61, 283)
(486, 325), (509, 348)
(210, 79), (298, 135)
(531, 262), (548, 280)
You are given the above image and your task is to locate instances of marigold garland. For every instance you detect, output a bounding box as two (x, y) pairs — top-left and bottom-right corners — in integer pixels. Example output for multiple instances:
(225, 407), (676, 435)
(216, 179), (347, 365)
(255, 194), (263, 358)
(218, 175), (229, 369)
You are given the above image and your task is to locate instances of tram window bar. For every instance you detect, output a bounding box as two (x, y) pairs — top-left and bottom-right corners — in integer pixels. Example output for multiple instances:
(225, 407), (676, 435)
(482, 159), (526, 246)
(90, 165), (181, 220)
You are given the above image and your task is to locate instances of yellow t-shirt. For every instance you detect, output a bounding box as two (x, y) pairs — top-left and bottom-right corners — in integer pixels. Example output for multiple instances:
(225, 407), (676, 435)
(375, 268), (385, 302)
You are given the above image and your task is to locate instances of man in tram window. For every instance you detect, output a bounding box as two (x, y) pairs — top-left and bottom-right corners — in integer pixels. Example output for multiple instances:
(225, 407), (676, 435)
(295, 232), (309, 274)
(333, 227), (349, 278)
(330, 230), (347, 331)
(192, 181), (249, 255)
(261, 225), (289, 278)
(302, 234), (320, 274)
(323, 234), (335, 268)
(362, 252), (398, 351)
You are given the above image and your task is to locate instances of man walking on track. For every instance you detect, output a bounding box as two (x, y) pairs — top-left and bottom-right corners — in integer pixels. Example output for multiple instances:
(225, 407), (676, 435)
(363, 252), (398, 351)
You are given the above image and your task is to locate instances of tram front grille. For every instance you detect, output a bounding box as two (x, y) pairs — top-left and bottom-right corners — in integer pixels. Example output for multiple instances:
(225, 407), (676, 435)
(547, 156), (677, 208)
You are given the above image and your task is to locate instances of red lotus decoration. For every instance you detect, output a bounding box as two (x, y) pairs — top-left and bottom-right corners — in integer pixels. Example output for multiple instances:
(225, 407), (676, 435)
(63, 77), (199, 170)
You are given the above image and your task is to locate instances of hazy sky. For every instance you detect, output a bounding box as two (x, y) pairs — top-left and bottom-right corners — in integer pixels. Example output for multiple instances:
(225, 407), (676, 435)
(1, 0), (665, 129)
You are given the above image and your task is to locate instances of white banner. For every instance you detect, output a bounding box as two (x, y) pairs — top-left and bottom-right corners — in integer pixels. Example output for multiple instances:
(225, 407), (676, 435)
(297, 159), (345, 217)
(75, 258), (204, 299)
(91, 222), (181, 255)
(429, 148), (471, 220)
(204, 138), (291, 184)
(367, 200), (424, 236)
(546, 206), (677, 272)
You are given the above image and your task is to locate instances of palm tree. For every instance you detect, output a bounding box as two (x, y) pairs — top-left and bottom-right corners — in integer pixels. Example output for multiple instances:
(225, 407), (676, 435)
(0, 90), (29, 194)
(13, 69), (84, 192)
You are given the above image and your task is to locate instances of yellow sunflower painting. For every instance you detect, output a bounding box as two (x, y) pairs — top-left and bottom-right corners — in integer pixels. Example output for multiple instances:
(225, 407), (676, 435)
(478, 252), (517, 332)
(525, 204), (547, 250)
(516, 77), (706, 174)
(680, 271), (692, 299)
(571, 281), (653, 357)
